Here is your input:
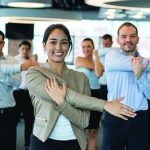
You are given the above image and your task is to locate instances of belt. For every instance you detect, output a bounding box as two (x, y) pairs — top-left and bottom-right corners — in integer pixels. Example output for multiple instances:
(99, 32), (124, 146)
(136, 110), (148, 115)
(101, 85), (107, 87)
(15, 89), (28, 92)
(104, 110), (148, 118)
(0, 109), (4, 114)
(0, 107), (14, 114)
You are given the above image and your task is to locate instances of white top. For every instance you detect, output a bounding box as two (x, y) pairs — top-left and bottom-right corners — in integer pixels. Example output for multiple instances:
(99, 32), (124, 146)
(49, 114), (76, 140)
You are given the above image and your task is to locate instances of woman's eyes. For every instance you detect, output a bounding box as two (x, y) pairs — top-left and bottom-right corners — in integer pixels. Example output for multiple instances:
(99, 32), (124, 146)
(49, 41), (68, 45)
(50, 41), (57, 45)
(62, 41), (68, 45)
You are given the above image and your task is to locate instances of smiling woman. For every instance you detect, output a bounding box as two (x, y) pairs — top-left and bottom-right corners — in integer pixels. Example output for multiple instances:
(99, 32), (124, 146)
(27, 24), (89, 150)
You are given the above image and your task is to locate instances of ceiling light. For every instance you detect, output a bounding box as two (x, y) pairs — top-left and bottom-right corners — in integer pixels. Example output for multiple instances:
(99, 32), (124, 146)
(104, 0), (150, 9)
(1, 0), (52, 8)
(129, 15), (146, 19)
(128, 11), (145, 19)
(85, 0), (150, 10)
(107, 13), (126, 19)
(107, 9), (116, 13)
(125, 10), (139, 15)
(107, 14), (115, 19)
(98, 8), (126, 19)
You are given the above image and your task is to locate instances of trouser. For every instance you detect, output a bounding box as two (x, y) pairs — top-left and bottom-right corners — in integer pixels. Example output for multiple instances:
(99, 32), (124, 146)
(147, 101), (150, 144)
(13, 89), (34, 147)
(98, 85), (108, 149)
(0, 107), (17, 150)
(87, 89), (102, 129)
(99, 85), (108, 100)
(30, 134), (81, 150)
(98, 85), (108, 123)
(102, 111), (149, 150)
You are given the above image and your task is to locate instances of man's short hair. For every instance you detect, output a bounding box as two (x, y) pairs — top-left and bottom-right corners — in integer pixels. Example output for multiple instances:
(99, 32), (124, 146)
(0, 30), (5, 40)
(19, 40), (31, 49)
(102, 34), (112, 41)
(117, 22), (138, 36)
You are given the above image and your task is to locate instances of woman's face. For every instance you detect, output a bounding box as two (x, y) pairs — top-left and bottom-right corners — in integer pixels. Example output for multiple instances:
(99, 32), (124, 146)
(81, 40), (94, 57)
(43, 29), (70, 63)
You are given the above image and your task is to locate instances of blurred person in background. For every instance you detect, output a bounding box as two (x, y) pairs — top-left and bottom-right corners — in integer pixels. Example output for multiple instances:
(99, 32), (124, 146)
(0, 31), (37, 150)
(99, 34), (113, 100)
(102, 34), (113, 48)
(75, 38), (103, 150)
(13, 40), (36, 150)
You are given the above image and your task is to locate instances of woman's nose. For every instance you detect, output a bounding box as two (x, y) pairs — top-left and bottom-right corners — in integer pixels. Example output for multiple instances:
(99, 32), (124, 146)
(55, 42), (61, 50)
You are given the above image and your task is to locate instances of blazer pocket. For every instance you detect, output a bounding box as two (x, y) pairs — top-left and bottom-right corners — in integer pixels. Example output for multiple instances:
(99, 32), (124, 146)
(35, 116), (47, 122)
(33, 116), (48, 137)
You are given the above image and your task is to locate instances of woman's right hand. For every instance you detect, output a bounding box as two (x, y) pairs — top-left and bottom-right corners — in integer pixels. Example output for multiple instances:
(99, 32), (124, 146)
(45, 77), (67, 105)
(92, 50), (99, 61)
(104, 97), (136, 120)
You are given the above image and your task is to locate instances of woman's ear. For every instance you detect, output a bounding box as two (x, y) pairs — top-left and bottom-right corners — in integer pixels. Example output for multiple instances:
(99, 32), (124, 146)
(43, 42), (46, 51)
(43, 42), (46, 47)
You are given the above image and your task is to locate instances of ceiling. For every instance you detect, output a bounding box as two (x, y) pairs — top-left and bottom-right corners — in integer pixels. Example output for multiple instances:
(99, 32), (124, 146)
(0, 0), (150, 22)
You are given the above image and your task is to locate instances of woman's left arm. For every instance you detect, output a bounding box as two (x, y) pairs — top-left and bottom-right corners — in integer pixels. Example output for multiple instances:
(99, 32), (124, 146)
(45, 77), (90, 129)
(75, 57), (94, 70)
(93, 50), (104, 77)
(27, 66), (90, 128)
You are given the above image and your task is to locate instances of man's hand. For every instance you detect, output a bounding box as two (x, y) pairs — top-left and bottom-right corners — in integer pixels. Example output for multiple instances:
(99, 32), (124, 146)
(45, 77), (67, 105)
(21, 60), (38, 71)
(131, 57), (149, 79)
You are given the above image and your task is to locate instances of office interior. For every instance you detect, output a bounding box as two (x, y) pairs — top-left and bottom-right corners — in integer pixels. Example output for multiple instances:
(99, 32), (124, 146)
(0, 0), (150, 150)
(1, 0), (150, 63)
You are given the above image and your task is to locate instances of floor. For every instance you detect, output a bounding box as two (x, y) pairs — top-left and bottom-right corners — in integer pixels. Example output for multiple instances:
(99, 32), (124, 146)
(17, 120), (25, 150)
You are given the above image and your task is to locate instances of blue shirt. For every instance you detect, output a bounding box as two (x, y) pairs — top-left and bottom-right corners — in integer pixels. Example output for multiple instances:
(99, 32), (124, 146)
(76, 67), (100, 89)
(15, 54), (29, 89)
(105, 49), (150, 111)
(99, 47), (112, 85)
(0, 55), (21, 108)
